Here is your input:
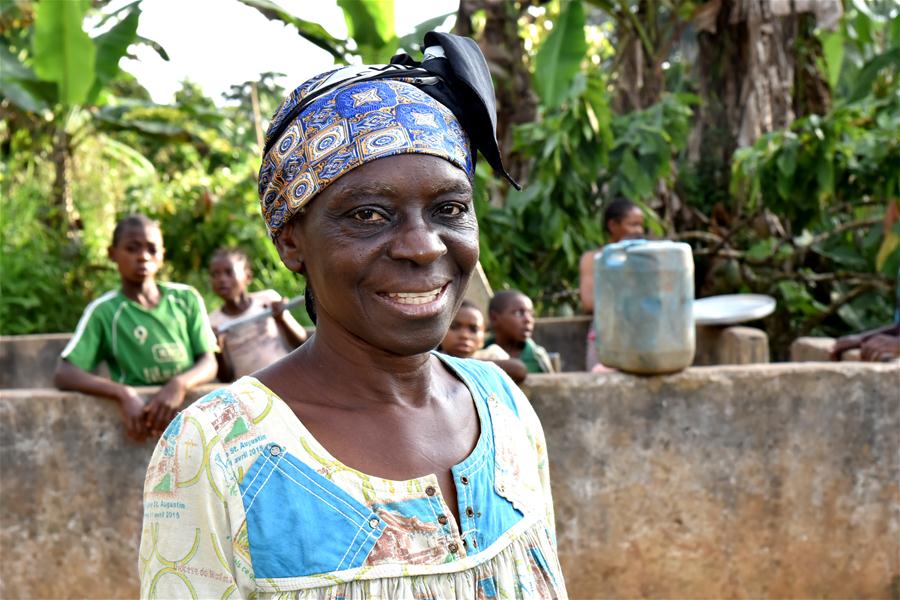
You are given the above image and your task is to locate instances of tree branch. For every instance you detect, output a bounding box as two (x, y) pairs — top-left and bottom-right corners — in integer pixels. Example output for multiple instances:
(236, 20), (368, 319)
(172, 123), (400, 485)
(807, 216), (883, 248)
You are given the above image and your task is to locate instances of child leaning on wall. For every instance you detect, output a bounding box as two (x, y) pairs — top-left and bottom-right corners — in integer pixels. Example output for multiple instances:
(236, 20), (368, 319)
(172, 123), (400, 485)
(53, 214), (218, 442)
(208, 247), (307, 382)
(485, 290), (557, 374)
(440, 300), (528, 383)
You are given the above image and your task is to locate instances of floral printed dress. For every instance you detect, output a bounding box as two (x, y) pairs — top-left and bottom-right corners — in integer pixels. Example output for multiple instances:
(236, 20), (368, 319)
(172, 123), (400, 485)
(139, 353), (567, 599)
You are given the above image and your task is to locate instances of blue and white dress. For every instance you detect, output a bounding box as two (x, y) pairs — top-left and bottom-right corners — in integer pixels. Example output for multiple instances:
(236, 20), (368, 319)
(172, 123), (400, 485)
(139, 354), (567, 599)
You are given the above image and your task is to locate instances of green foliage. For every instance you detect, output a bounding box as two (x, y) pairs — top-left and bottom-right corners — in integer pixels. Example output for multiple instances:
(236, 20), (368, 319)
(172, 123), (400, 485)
(32, 0), (95, 107)
(238, 0), (349, 62)
(338, 0), (395, 63)
(0, 133), (118, 333)
(3, 0), (899, 363)
(605, 93), (695, 204)
(533, 0), (587, 108)
(241, 0), (401, 65)
(732, 93), (900, 230)
(720, 4), (900, 349)
(87, 2), (141, 105)
(476, 69), (693, 313)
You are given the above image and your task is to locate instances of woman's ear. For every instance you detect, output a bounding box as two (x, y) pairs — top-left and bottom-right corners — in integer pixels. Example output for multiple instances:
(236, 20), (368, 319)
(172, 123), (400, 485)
(274, 220), (305, 274)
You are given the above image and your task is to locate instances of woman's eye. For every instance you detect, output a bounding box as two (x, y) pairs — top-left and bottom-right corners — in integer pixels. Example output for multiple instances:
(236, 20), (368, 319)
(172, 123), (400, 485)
(351, 208), (385, 223)
(437, 202), (466, 217)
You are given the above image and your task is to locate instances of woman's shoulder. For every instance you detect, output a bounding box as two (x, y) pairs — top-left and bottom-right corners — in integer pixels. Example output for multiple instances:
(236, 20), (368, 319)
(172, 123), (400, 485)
(179, 377), (282, 441)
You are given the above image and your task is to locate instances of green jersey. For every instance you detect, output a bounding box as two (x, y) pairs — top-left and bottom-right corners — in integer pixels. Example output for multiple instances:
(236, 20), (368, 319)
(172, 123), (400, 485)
(61, 283), (216, 386)
(483, 336), (556, 374)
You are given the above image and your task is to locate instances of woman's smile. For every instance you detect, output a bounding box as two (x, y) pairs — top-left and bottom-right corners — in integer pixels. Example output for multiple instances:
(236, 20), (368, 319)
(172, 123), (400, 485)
(376, 282), (451, 315)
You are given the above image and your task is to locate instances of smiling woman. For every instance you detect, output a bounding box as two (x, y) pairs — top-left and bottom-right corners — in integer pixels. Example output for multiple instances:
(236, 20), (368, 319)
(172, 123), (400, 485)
(139, 32), (567, 599)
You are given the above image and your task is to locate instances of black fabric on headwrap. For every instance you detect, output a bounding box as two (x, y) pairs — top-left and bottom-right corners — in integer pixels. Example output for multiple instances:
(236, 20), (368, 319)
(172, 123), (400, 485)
(262, 32), (519, 190)
(391, 32), (520, 190)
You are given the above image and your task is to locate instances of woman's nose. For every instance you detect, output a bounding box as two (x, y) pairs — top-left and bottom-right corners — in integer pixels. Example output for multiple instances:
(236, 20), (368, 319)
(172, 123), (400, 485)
(387, 215), (447, 265)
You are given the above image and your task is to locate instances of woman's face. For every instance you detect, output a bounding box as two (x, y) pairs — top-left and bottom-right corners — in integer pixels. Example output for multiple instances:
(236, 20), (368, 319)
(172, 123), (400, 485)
(281, 154), (478, 356)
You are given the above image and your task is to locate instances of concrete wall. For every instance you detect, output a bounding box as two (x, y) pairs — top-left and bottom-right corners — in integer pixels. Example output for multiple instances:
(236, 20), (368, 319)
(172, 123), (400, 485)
(0, 334), (70, 389)
(525, 363), (900, 599)
(0, 321), (770, 388)
(2, 363), (897, 598)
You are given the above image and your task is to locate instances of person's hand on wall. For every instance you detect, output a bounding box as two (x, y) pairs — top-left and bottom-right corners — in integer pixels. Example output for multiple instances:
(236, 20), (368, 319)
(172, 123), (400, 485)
(860, 334), (900, 362)
(143, 377), (186, 436)
(830, 334), (863, 360)
(118, 386), (148, 442)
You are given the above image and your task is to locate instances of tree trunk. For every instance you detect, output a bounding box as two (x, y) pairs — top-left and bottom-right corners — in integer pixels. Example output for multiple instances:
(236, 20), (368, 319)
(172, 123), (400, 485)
(613, 0), (668, 112)
(688, 0), (835, 211)
(49, 127), (79, 236)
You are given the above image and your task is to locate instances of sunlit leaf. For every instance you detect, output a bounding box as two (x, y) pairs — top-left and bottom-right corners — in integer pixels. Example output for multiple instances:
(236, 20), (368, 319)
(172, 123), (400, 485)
(239, 0), (348, 63)
(533, 0), (587, 109)
(819, 30), (844, 90)
(32, 0), (96, 107)
(87, 2), (142, 105)
(338, 0), (395, 62)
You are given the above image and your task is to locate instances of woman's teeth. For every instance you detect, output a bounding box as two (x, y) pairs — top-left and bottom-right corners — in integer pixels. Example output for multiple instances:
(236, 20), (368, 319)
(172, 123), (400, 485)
(386, 288), (442, 305)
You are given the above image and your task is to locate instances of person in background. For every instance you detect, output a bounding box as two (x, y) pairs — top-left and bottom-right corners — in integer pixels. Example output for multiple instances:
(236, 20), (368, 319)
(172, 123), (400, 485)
(486, 290), (557, 374)
(440, 300), (528, 383)
(54, 214), (217, 441)
(830, 275), (900, 362)
(208, 247), (307, 381)
(578, 198), (646, 370)
(830, 203), (900, 363)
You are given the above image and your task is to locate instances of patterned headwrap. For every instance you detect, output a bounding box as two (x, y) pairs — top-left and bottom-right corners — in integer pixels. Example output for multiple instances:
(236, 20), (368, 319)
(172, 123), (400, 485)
(258, 32), (518, 240)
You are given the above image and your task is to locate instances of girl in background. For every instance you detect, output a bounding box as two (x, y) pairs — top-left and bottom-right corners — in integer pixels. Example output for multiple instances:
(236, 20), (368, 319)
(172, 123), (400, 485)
(578, 199), (646, 370)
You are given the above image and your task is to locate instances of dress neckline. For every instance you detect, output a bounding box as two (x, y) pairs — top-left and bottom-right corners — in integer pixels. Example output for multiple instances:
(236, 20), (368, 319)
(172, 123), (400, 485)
(238, 353), (491, 493)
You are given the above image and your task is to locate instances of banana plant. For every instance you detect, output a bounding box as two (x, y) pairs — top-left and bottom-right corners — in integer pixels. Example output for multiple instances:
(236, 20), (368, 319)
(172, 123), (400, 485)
(0, 0), (168, 234)
(239, 0), (452, 65)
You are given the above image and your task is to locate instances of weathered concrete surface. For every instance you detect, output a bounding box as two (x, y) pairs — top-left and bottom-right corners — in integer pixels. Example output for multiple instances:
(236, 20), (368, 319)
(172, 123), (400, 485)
(791, 336), (837, 361)
(791, 336), (865, 362)
(533, 316), (592, 372)
(524, 363), (900, 599)
(0, 333), (70, 388)
(0, 385), (217, 599)
(719, 326), (769, 364)
(695, 325), (770, 365)
(2, 363), (898, 599)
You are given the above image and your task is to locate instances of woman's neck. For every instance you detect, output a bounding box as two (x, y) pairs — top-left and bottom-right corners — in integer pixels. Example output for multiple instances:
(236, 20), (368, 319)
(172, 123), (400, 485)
(121, 279), (161, 308)
(267, 317), (443, 410)
(222, 291), (252, 315)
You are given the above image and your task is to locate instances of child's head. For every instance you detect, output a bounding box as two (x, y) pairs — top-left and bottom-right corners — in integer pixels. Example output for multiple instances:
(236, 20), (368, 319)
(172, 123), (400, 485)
(108, 214), (163, 285)
(440, 301), (486, 358)
(489, 290), (535, 346)
(604, 199), (645, 243)
(209, 247), (252, 302)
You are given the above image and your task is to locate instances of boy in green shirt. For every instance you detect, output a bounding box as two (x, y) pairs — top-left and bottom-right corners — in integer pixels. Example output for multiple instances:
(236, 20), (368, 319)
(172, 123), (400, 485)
(54, 215), (217, 441)
(486, 290), (557, 374)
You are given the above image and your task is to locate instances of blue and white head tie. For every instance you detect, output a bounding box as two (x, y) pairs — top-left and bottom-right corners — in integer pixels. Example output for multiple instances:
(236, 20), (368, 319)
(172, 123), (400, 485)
(258, 32), (519, 240)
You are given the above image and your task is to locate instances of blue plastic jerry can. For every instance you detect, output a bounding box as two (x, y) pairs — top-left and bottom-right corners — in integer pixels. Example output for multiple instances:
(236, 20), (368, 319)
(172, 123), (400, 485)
(594, 240), (695, 374)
